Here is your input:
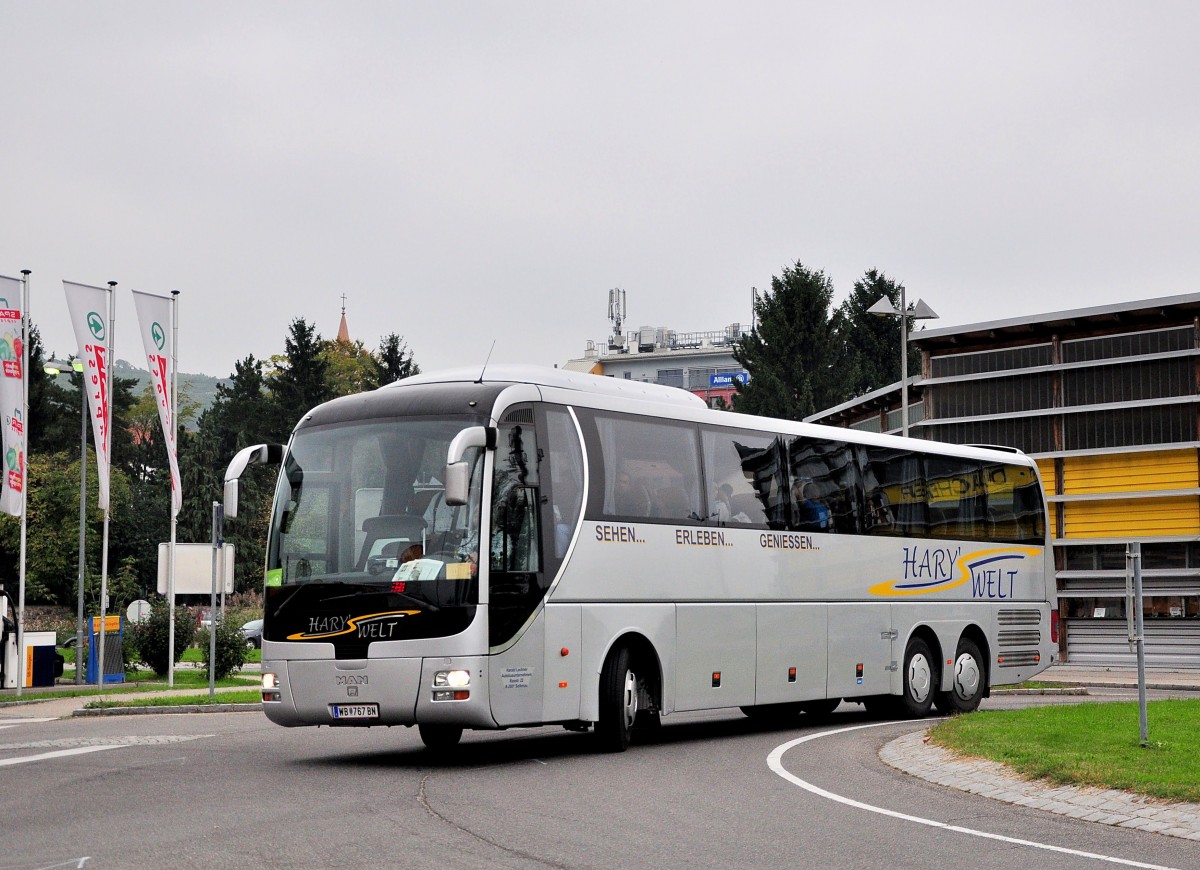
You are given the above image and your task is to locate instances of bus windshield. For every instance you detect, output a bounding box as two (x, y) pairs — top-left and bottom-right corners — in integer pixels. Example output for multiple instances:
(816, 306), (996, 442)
(266, 417), (484, 610)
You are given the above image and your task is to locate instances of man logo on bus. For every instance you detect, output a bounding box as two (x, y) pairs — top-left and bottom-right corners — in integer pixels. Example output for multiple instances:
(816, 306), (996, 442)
(869, 546), (1042, 599)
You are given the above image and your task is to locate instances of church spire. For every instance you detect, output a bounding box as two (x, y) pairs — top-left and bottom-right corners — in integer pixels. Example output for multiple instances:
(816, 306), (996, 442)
(337, 293), (350, 343)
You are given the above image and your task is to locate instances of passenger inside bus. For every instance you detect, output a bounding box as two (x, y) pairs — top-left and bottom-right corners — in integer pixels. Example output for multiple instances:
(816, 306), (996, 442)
(791, 480), (832, 532)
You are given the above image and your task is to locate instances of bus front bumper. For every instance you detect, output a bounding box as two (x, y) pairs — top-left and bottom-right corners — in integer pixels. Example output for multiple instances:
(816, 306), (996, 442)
(260, 656), (496, 729)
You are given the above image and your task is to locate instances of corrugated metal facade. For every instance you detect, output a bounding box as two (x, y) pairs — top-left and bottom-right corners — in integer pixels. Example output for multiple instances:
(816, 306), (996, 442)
(809, 301), (1200, 669)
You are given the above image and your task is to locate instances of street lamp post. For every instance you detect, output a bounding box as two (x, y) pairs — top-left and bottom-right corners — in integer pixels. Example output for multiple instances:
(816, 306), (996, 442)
(45, 358), (87, 685)
(867, 289), (939, 437)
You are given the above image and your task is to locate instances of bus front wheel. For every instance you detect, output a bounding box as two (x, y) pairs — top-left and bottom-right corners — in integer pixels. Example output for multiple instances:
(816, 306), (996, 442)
(899, 637), (937, 718)
(597, 646), (638, 752)
(419, 723), (463, 751)
(934, 638), (985, 715)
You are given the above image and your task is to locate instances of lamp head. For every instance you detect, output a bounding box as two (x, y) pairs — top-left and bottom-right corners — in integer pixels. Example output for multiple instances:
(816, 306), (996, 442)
(867, 297), (900, 317)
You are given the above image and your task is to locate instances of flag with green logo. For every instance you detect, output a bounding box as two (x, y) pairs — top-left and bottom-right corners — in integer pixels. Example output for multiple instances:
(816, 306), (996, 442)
(131, 290), (181, 517)
(0, 275), (25, 517)
(63, 280), (112, 510)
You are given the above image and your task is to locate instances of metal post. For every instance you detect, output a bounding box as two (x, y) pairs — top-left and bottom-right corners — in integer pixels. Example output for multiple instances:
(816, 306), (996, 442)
(209, 501), (221, 699)
(76, 371), (87, 684)
(899, 285), (908, 438)
(1130, 542), (1149, 746)
(167, 291), (180, 688)
(14, 271), (30, 696)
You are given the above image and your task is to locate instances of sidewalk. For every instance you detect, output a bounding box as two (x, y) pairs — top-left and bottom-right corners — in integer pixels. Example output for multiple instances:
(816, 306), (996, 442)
(0, 665), (261, 719)
(1040, 663), (1200, 692)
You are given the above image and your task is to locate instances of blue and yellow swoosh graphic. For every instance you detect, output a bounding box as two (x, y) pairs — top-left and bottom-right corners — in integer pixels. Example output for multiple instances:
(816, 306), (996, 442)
(869, 547), (1041, 597)
(287, 610), (421, 640)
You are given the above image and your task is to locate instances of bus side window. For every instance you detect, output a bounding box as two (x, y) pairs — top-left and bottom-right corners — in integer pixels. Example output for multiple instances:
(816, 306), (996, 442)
(700, 426), (773, 526)
(595, 413), (702, 523)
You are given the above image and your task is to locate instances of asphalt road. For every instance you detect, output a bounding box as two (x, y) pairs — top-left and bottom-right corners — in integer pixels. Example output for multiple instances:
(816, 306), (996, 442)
(2, 689), (1197, 870)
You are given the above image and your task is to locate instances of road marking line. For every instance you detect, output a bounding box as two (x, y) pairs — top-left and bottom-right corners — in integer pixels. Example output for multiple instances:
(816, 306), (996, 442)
(767, 722), (1179, 870)
(0, 717), (58, 727)
(0, 745), (127, 767)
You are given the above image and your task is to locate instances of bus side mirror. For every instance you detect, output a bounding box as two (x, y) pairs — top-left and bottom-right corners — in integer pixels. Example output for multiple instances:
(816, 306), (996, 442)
(445, 426), (495, 506)
(223, 443), (285, 519)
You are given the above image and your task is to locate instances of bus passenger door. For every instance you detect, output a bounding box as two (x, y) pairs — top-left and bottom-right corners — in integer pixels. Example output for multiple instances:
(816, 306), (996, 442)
(826, 603), (893, 699)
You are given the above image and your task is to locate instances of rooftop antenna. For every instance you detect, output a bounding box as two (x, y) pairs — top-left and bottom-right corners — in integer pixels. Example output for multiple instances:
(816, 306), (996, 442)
(607, 288), (627, 352)
(475, 339), (496, 384)
(608, 288), (626, 336)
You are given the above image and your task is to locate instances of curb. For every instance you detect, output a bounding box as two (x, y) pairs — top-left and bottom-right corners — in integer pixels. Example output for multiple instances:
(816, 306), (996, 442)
(73, 703), (263, 717)
(991, 687), (1088, 696)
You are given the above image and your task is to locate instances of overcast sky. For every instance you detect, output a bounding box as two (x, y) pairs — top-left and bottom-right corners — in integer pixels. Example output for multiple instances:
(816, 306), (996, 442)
(3, 3), (1198, 378)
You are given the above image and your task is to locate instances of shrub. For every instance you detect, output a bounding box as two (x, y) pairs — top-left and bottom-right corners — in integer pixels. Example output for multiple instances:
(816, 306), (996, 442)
(197, 616), (248, 680)
(129, 600), (195, 677)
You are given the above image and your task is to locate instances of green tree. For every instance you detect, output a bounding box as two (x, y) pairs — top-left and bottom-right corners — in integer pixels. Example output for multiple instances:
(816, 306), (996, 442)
(0, 449), (134, 608)
(322, 337), (379, 397)
(835, 269), (920, 398)
(376, 333), (420, 385)
(269, 319), (332, 425)
(733, 262), (844, 420)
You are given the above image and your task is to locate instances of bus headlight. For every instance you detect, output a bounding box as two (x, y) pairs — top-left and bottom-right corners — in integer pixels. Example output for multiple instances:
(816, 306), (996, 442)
(433, 669), (470, 688)
(262, 672), (280, 690)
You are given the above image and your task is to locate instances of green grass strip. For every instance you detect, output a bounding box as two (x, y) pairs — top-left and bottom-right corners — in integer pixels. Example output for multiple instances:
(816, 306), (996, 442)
(929, 699), (1200, 803)
(85, 689), (262, 709)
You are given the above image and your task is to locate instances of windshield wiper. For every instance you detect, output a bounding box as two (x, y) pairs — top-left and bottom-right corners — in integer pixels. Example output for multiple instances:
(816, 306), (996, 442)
(320, 584), (440, 613)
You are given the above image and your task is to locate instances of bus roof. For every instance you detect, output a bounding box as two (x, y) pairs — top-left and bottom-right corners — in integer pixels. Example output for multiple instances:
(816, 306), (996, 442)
(390, 364), (709, 408)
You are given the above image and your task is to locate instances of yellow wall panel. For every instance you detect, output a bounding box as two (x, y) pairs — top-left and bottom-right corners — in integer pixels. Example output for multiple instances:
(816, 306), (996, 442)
(1063, 496), (1200, 538)
(1063, 450), (1198, 495)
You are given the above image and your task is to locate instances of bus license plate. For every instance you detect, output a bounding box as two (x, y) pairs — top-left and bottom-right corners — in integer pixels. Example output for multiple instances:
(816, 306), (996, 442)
(331, 703), (379, 720)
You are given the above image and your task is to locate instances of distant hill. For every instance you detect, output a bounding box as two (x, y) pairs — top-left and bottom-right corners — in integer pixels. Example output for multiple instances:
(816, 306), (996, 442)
(113, 358), (225, 425)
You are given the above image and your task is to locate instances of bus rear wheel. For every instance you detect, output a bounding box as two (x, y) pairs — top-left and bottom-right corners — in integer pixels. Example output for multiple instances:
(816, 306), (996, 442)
(597, 646), (638, 752)
(934, 638), (985, 715)
(419, 723), (463, 751)
(899, 637), (937, 718)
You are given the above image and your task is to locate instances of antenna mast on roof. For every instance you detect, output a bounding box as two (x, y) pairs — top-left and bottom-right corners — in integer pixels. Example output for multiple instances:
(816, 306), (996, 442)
(607, 288), (627, 352)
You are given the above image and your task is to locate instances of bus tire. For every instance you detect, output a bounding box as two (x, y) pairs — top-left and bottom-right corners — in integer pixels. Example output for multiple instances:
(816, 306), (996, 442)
(597, 646), (638, 752)
(800, 698), (840, 719)
(899, 636), (937, 718)
(934, 638), (985, 715)
(419, 723), (463, 751)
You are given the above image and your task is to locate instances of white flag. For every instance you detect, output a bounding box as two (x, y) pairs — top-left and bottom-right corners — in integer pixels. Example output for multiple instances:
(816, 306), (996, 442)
(63, 281), (113, 511)
(0, 276), (25, 517)
(131, 290), (181, 517)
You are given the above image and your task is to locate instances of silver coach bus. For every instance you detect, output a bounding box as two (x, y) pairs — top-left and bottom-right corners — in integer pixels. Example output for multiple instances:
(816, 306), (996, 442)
(224, 365), (1057, 751)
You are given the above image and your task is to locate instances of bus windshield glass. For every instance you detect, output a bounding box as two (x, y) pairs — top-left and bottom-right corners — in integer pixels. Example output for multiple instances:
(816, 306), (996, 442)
(266, 418), (484, 609)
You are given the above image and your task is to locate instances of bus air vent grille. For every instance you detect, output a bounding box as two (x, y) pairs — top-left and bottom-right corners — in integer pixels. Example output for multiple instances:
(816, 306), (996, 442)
(998, 629), (1041, 647)
(503, 409), (534, 424)
(997, 609), (1040, 626)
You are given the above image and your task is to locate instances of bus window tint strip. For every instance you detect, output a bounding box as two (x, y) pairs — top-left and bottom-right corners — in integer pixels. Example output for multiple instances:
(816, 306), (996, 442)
(584, 412), (1045, 546)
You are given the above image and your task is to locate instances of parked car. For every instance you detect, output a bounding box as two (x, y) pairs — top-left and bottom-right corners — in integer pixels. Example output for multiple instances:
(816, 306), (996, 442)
(241, 618), (263, 648)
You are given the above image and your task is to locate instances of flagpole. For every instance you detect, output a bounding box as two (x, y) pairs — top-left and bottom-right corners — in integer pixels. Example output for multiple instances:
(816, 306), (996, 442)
(168, 291), (179, 687)
(97, 281), (115, 688)
(15, 270), (30, 696)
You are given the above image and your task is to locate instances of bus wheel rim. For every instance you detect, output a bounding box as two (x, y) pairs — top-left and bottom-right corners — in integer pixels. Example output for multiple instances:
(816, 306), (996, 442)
(622, 668), (638, 728)
(954, 653), (980, 699)
(908, 653), (932, 703)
